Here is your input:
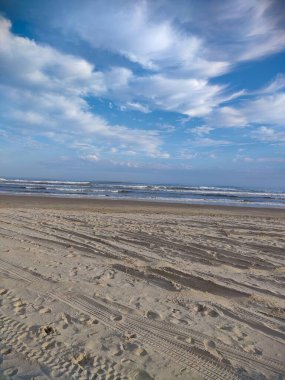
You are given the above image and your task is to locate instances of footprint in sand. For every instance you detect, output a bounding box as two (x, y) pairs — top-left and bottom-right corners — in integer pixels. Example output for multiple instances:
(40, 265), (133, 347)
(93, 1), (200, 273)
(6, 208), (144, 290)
(185, 337), (195, 344)
(59, 312), (72, 325)
(111, 314), (123, 322)
(13, 298), (26, 316)
(123, 341), (139, 351)
(40, 325), (55, 336)
(206, 309), (219, 317)
(242, 342), (262, 354)
(87, 318), (99, 326)
(230, 325), (248, 342)
(146, 310), (161, 320)
(218, 324), (247, 345)
(39, 307), (51, 314)
(123, 341), (148, 357)
(79, 314), (89, 322)
(109, 345), (124, 356)
(124, 332), (137, 340)
(194, 303), (207, 313)
(69, 267), (78, 276)
(0, 347), (12, 355)
(93, 355), (125, 379)
(3, 368), (18, 377)
(203, 339), (223, 360)
(170, 317), (188, 325)
(194, 303), (219, 317)
(42, 340), (56, 350)
(107, 269), (116, 280)
(48, 261), (59, 268)
(72, 351), (93, 367)
(130, 369), (153, 380)
(65, 253), (76, 258)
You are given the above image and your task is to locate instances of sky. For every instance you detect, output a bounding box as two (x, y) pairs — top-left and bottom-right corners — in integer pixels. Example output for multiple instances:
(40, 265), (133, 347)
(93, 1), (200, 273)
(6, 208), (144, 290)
(0, 0), (285, 189)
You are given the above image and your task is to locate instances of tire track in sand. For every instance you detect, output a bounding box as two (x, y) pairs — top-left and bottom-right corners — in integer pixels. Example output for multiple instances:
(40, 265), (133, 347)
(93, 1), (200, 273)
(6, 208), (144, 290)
(2, 258), (285, 379)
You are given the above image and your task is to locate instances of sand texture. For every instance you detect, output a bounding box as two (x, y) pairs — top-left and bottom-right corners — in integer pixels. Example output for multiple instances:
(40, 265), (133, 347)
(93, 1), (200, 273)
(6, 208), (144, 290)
(0, 196), (285, 379)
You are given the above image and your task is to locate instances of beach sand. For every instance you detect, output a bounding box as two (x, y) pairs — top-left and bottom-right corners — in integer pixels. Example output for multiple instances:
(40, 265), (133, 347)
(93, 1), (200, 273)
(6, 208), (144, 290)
(0, 195), (284, 379)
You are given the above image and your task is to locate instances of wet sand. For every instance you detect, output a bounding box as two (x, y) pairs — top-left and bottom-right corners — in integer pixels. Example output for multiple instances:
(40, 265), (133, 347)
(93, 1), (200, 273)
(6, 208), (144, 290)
(0, 195), (285, 379)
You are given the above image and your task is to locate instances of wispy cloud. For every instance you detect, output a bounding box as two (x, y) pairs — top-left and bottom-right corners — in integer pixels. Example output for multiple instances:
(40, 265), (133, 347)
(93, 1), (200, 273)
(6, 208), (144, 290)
(0, 16), (165, 158)
(103, 69), (226, 117)
(252, 126), (285, 143)
(206, 84), (285, 128)
(188, 137), (232, 147)
(252, 74), (285, 95)
(120, 102), (150, 113)
(28, 0), (285, 73)
(46, 0), (230, 78)
(187, 126), (213, 136)
(234, 154), (285, 163)
(80, 154), (100, 161)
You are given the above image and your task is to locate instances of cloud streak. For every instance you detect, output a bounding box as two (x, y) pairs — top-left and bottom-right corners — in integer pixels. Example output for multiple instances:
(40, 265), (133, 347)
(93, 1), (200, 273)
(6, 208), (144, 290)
(0, 16), (166, 158)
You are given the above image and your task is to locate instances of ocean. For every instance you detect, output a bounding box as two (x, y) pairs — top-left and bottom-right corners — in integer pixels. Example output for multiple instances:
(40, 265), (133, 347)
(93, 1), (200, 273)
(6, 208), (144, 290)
(0, 178), (284, 208)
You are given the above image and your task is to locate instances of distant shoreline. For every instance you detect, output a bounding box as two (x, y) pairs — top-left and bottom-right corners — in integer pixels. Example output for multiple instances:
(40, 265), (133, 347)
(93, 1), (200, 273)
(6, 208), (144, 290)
(1, 178), (284, 209)
(1, 193), (285, 216)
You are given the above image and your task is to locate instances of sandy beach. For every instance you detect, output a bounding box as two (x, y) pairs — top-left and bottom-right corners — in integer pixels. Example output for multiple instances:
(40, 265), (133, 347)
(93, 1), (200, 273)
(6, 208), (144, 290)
(0, 195), (285, 380)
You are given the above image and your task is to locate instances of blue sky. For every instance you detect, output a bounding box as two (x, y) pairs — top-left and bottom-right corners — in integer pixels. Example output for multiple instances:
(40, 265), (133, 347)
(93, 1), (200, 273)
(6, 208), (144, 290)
(0, 0), (285, 189)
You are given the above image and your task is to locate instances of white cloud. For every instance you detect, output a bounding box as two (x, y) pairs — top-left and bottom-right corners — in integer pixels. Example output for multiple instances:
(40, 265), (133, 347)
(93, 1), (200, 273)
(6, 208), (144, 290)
(177, 150), (197, 160)
(112, 73), (225, 117)
(252, 126), (285, 142)
(207, 107), (248, 128)
(122, 102), (150, 113)
(206, 90), (285, 128)
(189, 137), (231, 147)
(13, 111), (46, 125)
(0, 17), (105, 95)
(253, 74), (285, 95)
(80, 154), (100, 161)
(169, 0), (285, 63)
(187, 125), (213, 136)
(4, 1), (284, 126)
(48, 0), (229, 78)
(256, 157), (285, 163)
(108, 159), (192, 170)
(158, 124), (176, 133)
(3, 1), (285, 123)
(0, 16), (165, 158)
(104, 67), (133, 93)
(134, 75), (224, 117)
(35, 0), (285, 72)
(156, 151), (171, 159)
(233, 154), (285, 163)
(237, 1), (285, 62)
(0, 16), (228, 124)
(97, 65), (226, 117)
(242, 93), (285, 125)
